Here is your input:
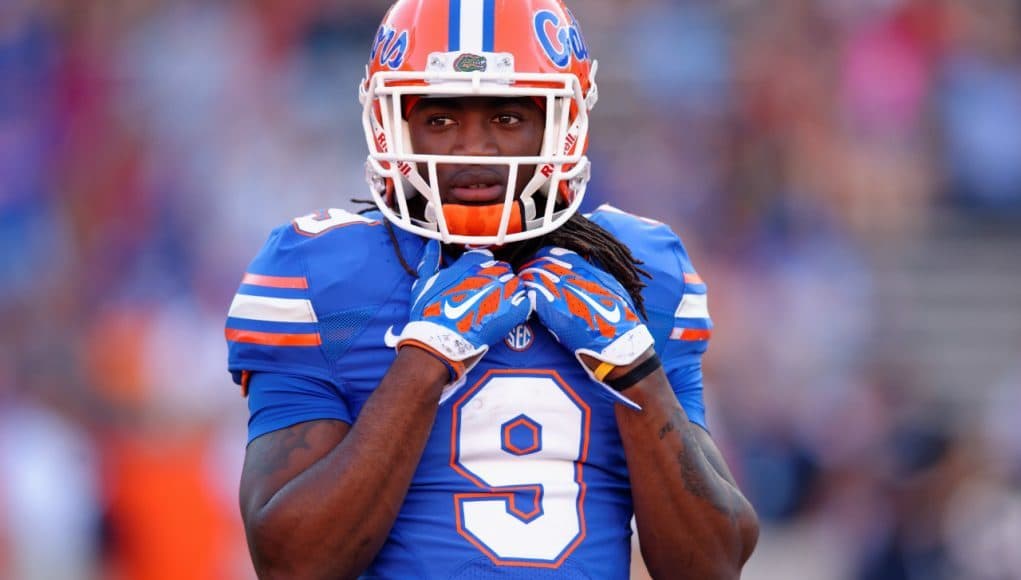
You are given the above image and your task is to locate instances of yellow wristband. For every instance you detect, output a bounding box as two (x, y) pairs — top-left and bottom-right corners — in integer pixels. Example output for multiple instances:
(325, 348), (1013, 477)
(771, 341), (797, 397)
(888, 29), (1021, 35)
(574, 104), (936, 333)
(593, 361), (616, 382)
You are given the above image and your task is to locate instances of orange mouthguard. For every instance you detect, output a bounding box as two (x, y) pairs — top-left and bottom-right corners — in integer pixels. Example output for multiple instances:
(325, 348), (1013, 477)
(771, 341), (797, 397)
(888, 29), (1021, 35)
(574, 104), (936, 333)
(442, 203), (524, 237)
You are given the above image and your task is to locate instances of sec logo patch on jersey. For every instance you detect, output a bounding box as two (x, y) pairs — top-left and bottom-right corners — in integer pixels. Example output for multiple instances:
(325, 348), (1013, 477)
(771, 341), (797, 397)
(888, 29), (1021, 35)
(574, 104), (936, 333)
(503, 323), (534, 352)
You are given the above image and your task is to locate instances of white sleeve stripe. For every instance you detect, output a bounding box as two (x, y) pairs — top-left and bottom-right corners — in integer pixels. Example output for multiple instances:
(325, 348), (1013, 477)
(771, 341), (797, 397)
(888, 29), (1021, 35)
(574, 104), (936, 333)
(674, 293), (709, 319)
(228, 294), (318, 323)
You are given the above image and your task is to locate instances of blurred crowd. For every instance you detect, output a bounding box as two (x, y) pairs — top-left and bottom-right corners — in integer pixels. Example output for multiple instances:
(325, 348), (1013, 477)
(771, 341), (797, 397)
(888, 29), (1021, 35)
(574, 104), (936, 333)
(1, 0), (1020, 579)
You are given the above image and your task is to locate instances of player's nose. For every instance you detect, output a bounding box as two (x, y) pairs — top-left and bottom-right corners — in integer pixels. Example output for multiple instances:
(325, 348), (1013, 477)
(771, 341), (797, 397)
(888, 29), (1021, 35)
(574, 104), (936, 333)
(452, 114), (498, 157)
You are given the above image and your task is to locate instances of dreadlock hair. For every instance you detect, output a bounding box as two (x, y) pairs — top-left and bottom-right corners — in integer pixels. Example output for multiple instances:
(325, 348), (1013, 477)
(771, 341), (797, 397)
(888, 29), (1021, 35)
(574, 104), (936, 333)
(353, 199), (651, 319)
(499, 212), (650, 318)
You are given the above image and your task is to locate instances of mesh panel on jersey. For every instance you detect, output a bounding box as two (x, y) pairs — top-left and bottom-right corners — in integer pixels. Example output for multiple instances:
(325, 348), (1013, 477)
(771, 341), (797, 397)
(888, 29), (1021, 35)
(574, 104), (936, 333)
(447, 557), (594, 579)
(318, 306), (381, 363)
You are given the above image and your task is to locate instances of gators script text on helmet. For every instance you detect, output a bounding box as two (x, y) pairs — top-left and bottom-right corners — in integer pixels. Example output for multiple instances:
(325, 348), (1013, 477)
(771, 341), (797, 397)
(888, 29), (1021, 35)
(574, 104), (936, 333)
(360, 0), (598, 245)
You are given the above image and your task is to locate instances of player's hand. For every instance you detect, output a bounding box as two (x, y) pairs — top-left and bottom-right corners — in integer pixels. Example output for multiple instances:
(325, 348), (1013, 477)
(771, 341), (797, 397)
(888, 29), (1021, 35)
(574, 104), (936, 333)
(520, 247), (654, 408)
(387, 240), (530, 385)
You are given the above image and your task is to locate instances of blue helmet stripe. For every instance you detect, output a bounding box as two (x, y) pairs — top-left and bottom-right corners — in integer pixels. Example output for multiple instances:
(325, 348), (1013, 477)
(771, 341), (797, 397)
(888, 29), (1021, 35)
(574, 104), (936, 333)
(482, 0), (495, 51)
(448, 0), (461, 50)
(448, 0), (492, 53)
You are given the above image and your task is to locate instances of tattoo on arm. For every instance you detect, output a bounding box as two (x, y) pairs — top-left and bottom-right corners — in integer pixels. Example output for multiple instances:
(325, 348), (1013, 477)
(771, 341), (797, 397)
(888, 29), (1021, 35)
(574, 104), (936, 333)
(673, 410), (741, 524)
(658, 421), (676, 440)
(677, 428), (713, 501)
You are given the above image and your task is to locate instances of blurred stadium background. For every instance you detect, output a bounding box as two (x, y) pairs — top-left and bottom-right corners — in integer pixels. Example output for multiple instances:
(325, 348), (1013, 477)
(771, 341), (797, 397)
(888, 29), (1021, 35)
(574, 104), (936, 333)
(2, 0), (1020, 578)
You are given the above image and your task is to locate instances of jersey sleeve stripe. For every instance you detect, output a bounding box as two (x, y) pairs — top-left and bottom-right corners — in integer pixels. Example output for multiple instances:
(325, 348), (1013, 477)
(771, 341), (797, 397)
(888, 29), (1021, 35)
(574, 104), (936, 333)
(238, 284), (309, 300)
(228, 295), (318, 323)
(225, 328), (322, 347)
(683, 272), (704, 285)
(242, 273), (309, 289)
(673, 293), (708, 319)
(225, 317), (318, 335)
(670, 328), (712, 341)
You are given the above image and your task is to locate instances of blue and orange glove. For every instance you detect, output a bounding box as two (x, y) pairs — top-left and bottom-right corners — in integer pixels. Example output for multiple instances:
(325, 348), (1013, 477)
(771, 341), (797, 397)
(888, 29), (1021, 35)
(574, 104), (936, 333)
(386, 240), (530, 392)
(520, 247), (655, 409)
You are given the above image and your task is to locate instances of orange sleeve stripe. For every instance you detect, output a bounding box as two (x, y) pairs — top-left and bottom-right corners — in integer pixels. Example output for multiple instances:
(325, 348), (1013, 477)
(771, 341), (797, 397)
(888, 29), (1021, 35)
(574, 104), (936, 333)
(683, 273), (704, 285)
(670, 328), (712, 341)
(242, 273), (309, 289)
(240, 370), (252, 397)
(225, 328), (321, 346)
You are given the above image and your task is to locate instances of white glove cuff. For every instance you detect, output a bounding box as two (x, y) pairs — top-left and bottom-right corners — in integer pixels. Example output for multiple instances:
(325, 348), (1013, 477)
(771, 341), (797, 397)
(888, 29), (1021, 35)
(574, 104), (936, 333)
(386, 321), (487, 404)
(576, 325), (655, 367)
(392, 320), (488, 363)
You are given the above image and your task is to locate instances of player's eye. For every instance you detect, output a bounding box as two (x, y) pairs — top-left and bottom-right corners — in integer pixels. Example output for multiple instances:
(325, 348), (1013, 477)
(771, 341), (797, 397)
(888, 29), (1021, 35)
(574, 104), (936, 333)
(426, 115), (456, 127)
(494, 113), (523, 126)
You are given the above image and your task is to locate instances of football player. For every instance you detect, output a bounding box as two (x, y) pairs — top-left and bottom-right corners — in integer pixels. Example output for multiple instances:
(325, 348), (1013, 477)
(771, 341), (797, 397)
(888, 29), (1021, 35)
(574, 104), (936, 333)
(226, 0), (758, 578)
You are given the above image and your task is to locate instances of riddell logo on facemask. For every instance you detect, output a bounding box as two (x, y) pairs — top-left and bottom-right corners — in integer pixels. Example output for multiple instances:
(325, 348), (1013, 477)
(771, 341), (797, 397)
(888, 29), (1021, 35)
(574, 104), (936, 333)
(540, 134), (578, 177)
(375, 132), (412, 176)
(564, 133), (578, 152)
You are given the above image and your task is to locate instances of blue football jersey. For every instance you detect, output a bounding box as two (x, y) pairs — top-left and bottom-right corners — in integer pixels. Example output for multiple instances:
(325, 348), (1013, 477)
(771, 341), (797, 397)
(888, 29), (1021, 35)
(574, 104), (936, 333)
(226, 205), (713, 579)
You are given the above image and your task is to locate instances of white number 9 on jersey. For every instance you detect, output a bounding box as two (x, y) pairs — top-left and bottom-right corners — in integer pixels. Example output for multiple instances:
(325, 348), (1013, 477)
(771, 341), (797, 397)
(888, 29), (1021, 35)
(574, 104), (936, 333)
(450, 370), (590, 566)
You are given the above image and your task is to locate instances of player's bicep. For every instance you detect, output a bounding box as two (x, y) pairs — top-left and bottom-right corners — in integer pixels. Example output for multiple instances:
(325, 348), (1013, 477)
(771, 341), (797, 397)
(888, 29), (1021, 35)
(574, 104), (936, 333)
(239, 371), (354, 519)
(240, 419), (350, 521)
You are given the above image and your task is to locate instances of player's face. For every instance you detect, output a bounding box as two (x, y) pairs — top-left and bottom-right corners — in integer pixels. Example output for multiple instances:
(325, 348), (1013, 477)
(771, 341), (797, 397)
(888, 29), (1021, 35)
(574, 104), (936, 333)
(406, 97), (545, 205)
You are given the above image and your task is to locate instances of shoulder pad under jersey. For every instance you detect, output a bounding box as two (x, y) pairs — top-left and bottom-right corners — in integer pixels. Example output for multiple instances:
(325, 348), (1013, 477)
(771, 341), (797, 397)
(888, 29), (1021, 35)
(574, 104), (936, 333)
(224, 209), (426, 387)
(587, 204), (713, 363)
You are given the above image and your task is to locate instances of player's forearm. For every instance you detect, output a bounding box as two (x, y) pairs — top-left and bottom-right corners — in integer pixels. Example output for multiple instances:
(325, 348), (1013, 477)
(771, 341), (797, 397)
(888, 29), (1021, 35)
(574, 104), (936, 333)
(614, 373), (758, 579)
(246, 347), (449, 579)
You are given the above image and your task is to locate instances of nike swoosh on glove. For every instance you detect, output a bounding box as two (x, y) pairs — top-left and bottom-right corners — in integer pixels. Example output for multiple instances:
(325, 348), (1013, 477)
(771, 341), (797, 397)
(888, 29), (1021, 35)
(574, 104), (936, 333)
(520, 247), (654, 409)
(386, 240), (531, 392)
